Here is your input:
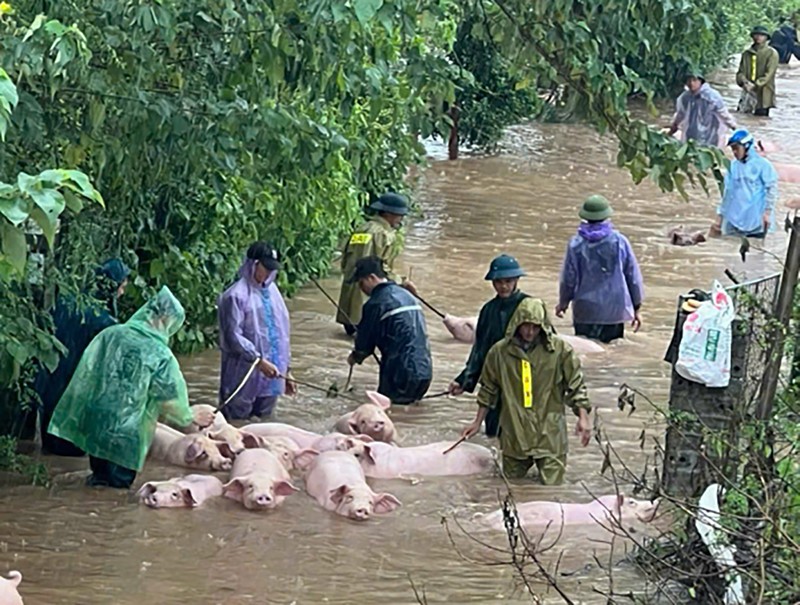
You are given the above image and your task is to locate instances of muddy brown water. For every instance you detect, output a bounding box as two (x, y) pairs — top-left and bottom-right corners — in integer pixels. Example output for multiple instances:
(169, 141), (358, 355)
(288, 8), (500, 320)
(2, 65), (799, 604)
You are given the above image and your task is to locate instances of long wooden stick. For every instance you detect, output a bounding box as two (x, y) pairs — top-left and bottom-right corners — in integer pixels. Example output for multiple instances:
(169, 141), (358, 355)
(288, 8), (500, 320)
(442, 435), (469, 454)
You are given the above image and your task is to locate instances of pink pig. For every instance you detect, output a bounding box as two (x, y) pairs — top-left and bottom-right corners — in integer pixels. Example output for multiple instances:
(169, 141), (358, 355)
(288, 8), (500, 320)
(442, 314), (477, 343)
(333, 391), (397, 443)
(480, 494), (659, 532)
(0, 571), (23, 605)
(258, 436), (301, 471)
(345, 439), (494, 478)
(222, 449), (299, 511)
(312, 432), (373, 452)
(149, 424), (235, 472)
(205, 425), (263, 455)
(243, 422), (323, 450)
(136, 474), (223, 508)
(299, 450), (401, 521)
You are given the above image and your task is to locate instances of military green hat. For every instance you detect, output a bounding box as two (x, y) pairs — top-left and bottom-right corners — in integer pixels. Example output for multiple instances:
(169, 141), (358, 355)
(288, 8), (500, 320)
(750, 25), (771, 38)
(484, 254), (526, 281)
(578, 194), (613, 221)
(369, 192), (409, 216)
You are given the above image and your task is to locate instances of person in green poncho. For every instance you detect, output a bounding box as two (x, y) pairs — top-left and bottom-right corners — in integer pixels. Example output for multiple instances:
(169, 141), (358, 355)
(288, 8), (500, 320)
(448, 254), (530, 437)
(336, 193), (418, 335)
(460, 298), (592, 485)
(736, 25), (779, 116)
(48, 286), (214, 488)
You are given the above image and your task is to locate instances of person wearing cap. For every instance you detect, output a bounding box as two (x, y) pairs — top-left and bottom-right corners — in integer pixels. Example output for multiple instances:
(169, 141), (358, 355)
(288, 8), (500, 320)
(448, 254), (531, 437)
(217, 241), (295, 420)
(556, 196), (645, 344)
(346, 256), (432, 404)
(336, 193), (417, 336)
(736, 25), (779, 116)
(666, 72), (736, 148)
(712, 129), (778, 239)
(34, 258), (132, 457)
(460, 298), (592, 485)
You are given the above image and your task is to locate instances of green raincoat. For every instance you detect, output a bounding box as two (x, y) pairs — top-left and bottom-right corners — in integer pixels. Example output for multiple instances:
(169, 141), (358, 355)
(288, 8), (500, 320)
(48, 286), (194, 471)
(736, 42), (779, 110)
(477, 298), (590, 462)
(336, 215), (401, 327)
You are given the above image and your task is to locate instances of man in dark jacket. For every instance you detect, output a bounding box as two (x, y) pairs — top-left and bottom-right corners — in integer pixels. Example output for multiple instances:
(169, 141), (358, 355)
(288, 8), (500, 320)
(34, 259), (131, 456)
(347, 256), (432, 404)
(448, 254), (529, 437)
(771, 15), (800, 64)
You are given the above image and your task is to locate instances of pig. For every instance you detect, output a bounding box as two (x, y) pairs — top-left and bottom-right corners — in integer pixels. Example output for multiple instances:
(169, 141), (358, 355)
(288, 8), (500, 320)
(258, 436), (301, 471)
(345, 439), (495, 478)
(445, 318), (605, 355)
(204, 424), (263, 455)
(0, 571), (23, 605)
(480, 494), (659, 533)
(559, 334), (604, 354)
(242, 422), (323, 450)
(442, 314), (477, 343)
(668, 226), (707, 247)
(222, 449), (299, 511)
(149, 424), (235, 472)
(136, 474), (224, 508)
(301, 450), (402, 521)
(332, 391), (397, 443)
(312, 432), (373, 453)
(772, 161), (800, 184)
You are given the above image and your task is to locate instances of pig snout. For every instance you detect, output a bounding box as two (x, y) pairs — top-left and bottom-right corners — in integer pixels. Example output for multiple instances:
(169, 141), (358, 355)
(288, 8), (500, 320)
(351, 506), (371, 521)
(254, 493), (274, 508)
(213, 458), (233, 472)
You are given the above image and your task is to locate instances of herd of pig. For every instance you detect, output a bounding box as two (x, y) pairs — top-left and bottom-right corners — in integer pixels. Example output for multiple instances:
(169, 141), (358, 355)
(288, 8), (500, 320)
(140, 391), (497, 520)
(138, 389), (659, 529)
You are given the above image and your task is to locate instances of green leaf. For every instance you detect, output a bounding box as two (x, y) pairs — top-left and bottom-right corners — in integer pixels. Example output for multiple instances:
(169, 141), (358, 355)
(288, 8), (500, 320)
(63, 190), (84, 213)
(28, 186), (66, 218)
(0, 221), (27, 274)
(353, 0), (383, 26)
(28, 206), (57, 247)
(0, 188), (30, 226)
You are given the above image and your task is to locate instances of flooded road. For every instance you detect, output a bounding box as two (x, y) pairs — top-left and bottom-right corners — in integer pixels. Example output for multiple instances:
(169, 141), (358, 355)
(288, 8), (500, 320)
(2, 66), (799, 604)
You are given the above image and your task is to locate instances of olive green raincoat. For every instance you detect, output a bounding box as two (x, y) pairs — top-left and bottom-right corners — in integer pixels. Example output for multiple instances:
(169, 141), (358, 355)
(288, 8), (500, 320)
(336, 215), (401, 327)
(477, 298), (590, 462)
(48, 286), (195, 471)
(736, 43), (779, 110)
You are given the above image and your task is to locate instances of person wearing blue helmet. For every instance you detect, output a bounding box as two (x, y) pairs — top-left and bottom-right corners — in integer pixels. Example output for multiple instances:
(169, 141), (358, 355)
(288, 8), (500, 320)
(712, 129), (778, 238)
(448, 254), (531, 437)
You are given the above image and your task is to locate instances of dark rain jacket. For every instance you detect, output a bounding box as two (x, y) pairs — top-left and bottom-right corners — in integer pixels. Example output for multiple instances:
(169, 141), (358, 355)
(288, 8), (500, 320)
(477, 298), (590, 461)
(352, 281), (432, 403)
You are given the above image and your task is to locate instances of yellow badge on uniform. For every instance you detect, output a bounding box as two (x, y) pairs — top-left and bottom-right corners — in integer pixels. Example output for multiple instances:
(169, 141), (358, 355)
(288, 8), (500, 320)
(521, 359), (533, 408)
(349, 233), (372, 245)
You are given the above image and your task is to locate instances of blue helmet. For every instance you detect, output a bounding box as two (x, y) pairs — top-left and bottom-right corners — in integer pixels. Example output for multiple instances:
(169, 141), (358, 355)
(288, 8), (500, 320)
(484, 254), (526, 281)
(727, 129), (754, 149)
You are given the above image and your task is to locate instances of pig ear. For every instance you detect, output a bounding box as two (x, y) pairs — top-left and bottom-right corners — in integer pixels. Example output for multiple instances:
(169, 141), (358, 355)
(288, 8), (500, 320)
(222, 478), (246, 501)
(348, 418), (360, 434)
(136, 482), (157, 498)
(181, 488), (199, 507)
(373, 492), (402, 514)
(185, 441), (207, 463)
(274, 480), (300, 497)
(293, 448), (319, 470)
(362, 444), (377, 466)
(366, 390), (391, 410)
(615, 494), (624, 515)
(329, 485), (349, 505)
(354, 434), (374, 443)
(216, 442), (237, 459)
(241, 432), (262, 449)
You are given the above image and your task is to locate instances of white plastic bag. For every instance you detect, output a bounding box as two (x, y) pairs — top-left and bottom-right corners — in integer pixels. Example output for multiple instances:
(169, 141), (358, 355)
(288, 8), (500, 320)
(675, 281), (735, 388)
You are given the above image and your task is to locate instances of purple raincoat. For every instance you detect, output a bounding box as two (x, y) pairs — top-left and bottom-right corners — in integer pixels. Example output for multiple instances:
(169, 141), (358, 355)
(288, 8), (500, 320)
(218, 258), (291, 411)
(558, 222), (645, 325)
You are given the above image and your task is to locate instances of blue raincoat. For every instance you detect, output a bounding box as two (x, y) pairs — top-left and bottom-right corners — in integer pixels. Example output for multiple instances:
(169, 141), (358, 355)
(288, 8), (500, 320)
(717, 150), (779, 237)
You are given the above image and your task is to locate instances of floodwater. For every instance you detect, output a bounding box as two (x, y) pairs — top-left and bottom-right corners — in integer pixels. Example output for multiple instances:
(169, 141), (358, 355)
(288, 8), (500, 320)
(2, 66), (799, 604)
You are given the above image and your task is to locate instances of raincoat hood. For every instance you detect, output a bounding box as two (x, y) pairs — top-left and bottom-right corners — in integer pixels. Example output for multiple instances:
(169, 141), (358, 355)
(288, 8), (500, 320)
(128, 286), (185, 343)
(505, 298), (556, 349)
(239, 257), (277, 288)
